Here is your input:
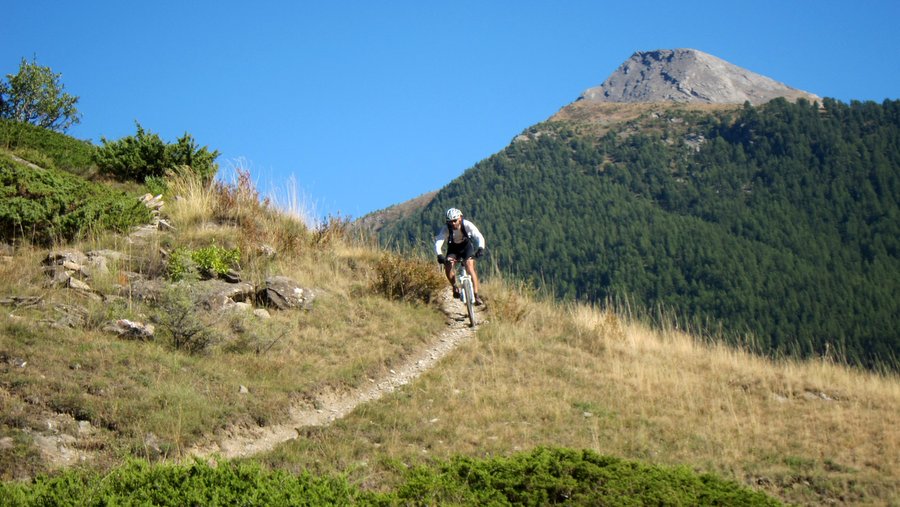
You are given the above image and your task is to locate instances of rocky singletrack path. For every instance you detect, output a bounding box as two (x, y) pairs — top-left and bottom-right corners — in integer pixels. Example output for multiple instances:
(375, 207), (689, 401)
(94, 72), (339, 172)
(187, 287), (484, 460)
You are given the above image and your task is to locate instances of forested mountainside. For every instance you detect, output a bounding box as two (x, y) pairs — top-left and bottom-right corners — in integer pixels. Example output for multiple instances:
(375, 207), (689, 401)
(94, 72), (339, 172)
(378, 98), (900, 369)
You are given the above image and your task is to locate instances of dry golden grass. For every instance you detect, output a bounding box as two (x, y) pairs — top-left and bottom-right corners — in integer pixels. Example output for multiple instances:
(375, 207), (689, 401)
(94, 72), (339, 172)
(261, 279), (899, 506)
(0, 169), (445, 481)
(164, 165), (217, 228)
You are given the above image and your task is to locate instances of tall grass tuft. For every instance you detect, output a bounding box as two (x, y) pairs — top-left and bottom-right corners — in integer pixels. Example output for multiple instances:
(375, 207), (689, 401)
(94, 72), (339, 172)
(213, 166), (262, 225)
(266, 173), (321, 230)
(164, 165), (216, 227)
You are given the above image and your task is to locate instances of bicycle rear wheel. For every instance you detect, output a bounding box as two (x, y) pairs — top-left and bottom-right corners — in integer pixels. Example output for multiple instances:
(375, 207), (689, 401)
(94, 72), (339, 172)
(462, 278), (476, 327)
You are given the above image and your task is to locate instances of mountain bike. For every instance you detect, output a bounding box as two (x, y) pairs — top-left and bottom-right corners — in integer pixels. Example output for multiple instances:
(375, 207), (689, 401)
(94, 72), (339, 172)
(450, 258), (476, 328)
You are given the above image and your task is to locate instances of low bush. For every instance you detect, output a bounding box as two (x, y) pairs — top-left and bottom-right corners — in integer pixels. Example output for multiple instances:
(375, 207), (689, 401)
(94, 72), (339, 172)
(394, 447), (780, 506)
(165, 245), (240, 281)
(192, 244), (240, 277)
(0, 459), (369, 506)
(9, 147), (54, 170)
(0, 153), (151, 245)
(165, 247), (196, 282)
(314, 214), (352, 246)
(155, 282), (214, 354)
(0, 448), (779, 505)
(143, 174), (167, 196)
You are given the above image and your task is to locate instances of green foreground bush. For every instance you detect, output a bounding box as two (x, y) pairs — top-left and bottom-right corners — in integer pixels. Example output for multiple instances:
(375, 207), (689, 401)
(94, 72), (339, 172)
(397, 447), (780, 506)
(0, 459), (369, 506)
(0, 448), (779, 506)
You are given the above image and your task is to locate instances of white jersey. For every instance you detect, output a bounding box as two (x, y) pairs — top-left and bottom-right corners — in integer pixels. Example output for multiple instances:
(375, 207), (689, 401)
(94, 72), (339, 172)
(434, 219), (485, 255)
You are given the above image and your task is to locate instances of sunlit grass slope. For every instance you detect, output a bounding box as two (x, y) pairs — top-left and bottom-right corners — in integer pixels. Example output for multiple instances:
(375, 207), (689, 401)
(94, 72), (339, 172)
(0, 163), (444, 479)
(260, 278), (899, 506)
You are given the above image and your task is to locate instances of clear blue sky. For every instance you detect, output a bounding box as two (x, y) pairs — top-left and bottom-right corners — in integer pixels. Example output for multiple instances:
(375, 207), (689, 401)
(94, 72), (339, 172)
(3, 1), (898, 221)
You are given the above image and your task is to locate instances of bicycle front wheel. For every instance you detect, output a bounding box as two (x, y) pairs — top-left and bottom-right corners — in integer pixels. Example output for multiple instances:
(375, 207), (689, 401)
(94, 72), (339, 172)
(462, 278), (476, 327)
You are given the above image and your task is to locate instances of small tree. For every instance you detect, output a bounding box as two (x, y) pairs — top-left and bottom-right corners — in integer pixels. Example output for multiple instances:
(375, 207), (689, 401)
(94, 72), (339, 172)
(0, 57), (81, 132)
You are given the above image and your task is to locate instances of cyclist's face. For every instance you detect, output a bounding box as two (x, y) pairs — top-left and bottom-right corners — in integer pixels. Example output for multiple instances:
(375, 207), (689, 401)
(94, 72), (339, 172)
(448, 218), (461, 228)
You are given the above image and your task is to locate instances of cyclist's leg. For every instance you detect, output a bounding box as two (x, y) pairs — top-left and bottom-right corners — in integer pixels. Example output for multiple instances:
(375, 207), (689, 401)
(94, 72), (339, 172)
(445, 242), (463, 286)
(464, 257), (479, 295)
(443, 255), (456, 285)
(446, 243), (465, 298)
(448, 257), (462, 298)
(461, 242), (481, 301)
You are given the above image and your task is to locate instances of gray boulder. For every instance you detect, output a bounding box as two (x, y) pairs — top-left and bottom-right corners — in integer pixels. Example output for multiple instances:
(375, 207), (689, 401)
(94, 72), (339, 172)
(103, 319), (155, 340)
(258, 276), (315, 310)
(196, 280), (256, 311)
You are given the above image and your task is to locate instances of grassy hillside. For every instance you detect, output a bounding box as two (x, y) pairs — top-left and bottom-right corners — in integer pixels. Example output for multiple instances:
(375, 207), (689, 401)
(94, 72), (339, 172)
(1, 125), (897, 505)
(377, 98), (900, 371)
(0, 119), (96, 177)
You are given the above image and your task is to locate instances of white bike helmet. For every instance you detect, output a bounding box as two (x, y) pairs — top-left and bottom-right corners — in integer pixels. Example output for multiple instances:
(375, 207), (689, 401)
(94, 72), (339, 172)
(445, 208), (462, 222)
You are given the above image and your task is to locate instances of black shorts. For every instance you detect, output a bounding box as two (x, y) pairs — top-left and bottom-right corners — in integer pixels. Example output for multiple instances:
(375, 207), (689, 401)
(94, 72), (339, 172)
(447, 239), (476, 260)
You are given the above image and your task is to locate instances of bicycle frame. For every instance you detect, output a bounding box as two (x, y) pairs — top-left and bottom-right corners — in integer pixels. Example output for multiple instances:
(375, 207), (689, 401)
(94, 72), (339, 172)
(450, 258), (476, 327)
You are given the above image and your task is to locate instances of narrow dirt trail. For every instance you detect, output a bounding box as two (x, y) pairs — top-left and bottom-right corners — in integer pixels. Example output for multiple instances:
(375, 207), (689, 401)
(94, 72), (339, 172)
(187, 288), (483, 460)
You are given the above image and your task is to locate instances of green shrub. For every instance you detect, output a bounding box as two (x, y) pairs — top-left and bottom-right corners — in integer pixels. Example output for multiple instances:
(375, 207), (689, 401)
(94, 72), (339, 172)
(373, 253), (445, 304)
(93, 122), (166, 182)
(94, 122), (219, 183)
(144, 175), (167, 196)
(0, 459), (369, 506)
(166, 131), (219, 183)
(192, 244), (240, 277)
(156, 282), (213, 354)
(393, 447), (781, 506)
(165, 247), (195, 282)
(0, 448), (780, 505)
(0, 153), (151, 245)
(165, 245), (240, 281)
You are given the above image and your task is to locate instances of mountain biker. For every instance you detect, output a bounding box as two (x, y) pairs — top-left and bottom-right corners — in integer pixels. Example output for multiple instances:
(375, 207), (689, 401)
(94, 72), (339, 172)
(435, 207), (485, 305)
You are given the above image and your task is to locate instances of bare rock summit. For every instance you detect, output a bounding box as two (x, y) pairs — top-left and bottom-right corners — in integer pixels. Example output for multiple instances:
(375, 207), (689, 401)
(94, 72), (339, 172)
(579, 48), (820, 105)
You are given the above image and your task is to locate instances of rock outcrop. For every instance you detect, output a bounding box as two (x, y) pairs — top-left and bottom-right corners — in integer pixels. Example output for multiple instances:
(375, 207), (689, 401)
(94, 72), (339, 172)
(257, 276), (316, 311)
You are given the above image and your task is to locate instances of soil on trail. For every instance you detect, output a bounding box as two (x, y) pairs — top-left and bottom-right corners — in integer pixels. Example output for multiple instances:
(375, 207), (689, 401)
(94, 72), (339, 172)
(187, 287), (484, 460)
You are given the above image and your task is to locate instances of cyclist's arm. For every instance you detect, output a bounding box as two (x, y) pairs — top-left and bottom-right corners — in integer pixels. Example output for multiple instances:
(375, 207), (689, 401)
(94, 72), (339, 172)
(434, 227), (448, 255)
(464, 221), (485, 250)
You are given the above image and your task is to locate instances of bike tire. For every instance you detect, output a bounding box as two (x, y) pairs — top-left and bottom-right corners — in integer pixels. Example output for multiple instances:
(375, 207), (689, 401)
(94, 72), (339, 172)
(462, 278), (476, 327)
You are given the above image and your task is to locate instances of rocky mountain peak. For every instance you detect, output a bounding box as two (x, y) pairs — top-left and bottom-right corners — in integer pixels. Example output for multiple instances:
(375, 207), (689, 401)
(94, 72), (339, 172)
(578, 48), (820, 105)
